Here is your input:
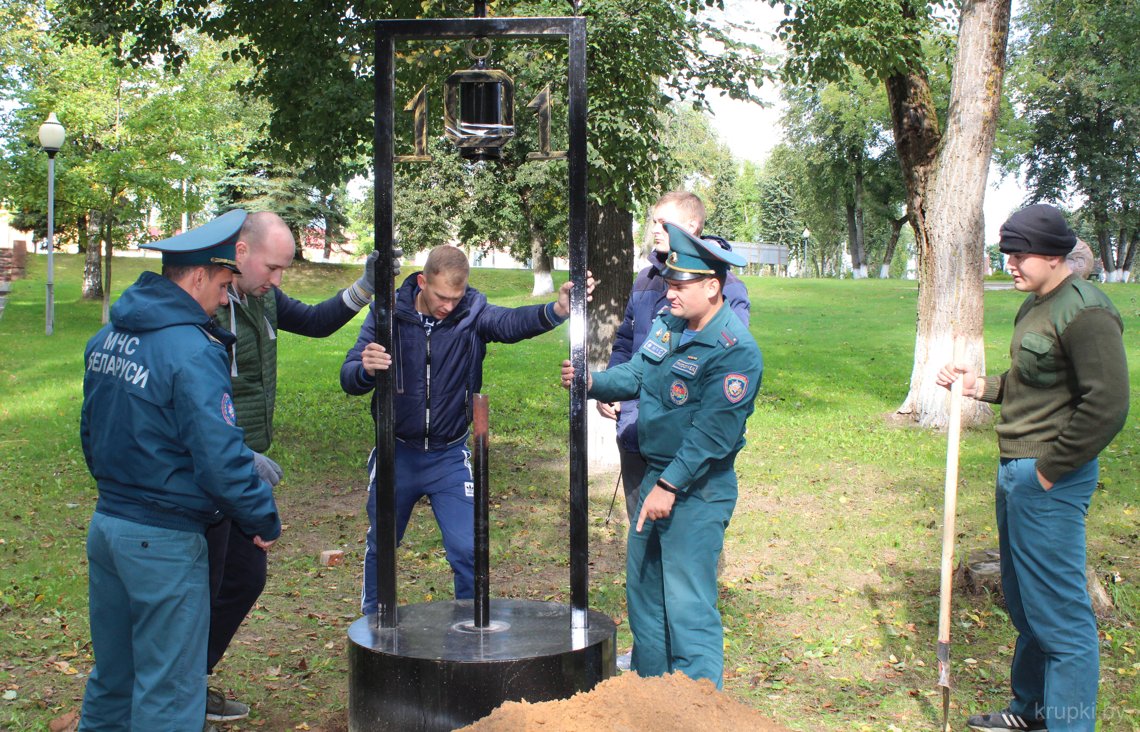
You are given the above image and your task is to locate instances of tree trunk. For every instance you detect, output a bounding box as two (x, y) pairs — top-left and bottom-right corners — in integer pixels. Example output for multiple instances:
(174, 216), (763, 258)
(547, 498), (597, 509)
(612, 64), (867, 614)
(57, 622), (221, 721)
(586, 201), (635, 469)
(81, 213), (103, 300)
(846, 202), (859, 276)
(894, 0), (1011, 428)
(1121, 229), (1137, 282)
(1094, 211), (1117, 281)
(520, 191), (554, 296)
(323, 217), (334, 261)
(101, 218), (113, 325)
(852, 156), (868, 278)
(586, 201), (633, 369)
(880, 216), (907, 278)
(530, 238), (554, 297)
(292, 225), (306, 262)
(1115, 226), (1127, 282)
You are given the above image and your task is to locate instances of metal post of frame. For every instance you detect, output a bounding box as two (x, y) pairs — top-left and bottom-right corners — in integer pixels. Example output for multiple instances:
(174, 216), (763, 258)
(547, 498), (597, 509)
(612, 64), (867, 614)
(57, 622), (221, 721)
(565, 17), (589, 632)
(372, 28), (399, 630)
(371, 15), (590, 630)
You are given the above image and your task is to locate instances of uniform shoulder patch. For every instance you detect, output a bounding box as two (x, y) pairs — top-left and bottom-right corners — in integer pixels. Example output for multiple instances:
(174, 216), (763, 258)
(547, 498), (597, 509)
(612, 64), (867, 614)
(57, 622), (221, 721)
(718, 329), (738, 349)
(723, 373), (749, 403)
(641, 339), (668, 360)
(221, 393), (237, 425)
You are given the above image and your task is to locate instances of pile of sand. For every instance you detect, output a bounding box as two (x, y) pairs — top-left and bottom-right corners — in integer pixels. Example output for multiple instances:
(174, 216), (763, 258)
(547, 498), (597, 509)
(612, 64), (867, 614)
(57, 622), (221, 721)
(456, 671), (793, 731)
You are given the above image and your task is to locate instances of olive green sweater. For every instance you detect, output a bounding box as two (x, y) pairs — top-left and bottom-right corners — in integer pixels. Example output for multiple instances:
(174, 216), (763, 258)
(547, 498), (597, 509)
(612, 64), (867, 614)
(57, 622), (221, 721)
(980, 274), (1129, 482)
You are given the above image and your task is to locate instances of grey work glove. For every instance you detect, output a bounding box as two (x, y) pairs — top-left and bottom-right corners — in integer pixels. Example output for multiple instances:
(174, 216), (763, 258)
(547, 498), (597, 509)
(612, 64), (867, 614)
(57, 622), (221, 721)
(344, 248), (403, 310)
(253, 451), (283, 487)
(357, 250), (381, 296)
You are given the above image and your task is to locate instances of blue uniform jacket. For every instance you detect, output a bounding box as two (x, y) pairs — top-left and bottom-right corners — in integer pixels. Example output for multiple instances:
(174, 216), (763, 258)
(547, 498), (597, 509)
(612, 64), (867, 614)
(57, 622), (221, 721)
(590, 301), (763, 493)
(607, 264), (751, 453)
(81, 271), (282, 539)
(341, 272), (565, 451)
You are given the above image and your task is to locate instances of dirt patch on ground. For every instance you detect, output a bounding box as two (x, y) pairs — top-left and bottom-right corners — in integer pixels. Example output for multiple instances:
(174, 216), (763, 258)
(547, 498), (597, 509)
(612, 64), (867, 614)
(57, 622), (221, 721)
(456, 671), (792, 731)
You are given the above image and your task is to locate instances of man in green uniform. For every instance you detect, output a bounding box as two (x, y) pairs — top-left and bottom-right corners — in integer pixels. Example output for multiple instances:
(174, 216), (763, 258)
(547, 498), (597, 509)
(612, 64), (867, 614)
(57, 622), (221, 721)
(937, 204), (1129, 732)
(561, 222), (762, 688)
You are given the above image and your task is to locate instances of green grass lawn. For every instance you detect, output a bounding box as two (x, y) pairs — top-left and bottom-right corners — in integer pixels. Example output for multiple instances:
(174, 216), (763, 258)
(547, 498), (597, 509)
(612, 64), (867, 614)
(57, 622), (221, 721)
(1, 254), (1138, 731)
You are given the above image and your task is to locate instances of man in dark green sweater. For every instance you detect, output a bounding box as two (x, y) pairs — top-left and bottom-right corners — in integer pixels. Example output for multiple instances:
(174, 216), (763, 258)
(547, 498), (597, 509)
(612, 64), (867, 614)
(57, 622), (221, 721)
(938, 204), (1129, 732)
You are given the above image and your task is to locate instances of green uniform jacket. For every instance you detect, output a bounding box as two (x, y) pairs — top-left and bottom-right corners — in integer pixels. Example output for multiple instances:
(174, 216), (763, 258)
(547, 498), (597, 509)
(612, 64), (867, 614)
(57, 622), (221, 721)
(590, 301), (763, 493)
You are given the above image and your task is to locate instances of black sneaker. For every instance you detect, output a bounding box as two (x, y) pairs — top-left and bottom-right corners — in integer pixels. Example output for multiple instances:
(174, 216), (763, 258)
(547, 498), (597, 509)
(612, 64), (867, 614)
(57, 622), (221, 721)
(206, 687), (250, 722)
(967, 709), (1048, 731)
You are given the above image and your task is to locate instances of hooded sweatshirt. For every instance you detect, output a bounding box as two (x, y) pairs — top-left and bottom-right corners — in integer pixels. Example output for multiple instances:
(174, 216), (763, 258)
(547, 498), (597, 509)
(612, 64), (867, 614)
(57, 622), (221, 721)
(81, 271), (280, 539)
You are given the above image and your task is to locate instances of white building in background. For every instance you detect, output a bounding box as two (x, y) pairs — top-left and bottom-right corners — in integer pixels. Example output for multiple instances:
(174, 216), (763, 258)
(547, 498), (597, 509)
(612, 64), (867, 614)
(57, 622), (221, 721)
(410, 244), (568, 272)
(731, 241), (791, 276)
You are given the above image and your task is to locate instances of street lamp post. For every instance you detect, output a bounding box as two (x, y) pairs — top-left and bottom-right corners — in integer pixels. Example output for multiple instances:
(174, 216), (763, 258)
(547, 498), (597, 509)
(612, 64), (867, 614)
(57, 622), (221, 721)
(801, 227), (811, 279)
(38, 113), (65, 335)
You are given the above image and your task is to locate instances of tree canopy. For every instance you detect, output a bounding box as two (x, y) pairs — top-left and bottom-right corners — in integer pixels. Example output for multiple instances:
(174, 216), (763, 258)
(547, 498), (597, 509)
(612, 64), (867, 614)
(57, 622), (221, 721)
(768, 0), (1012, 426)
(1000, 0), (1140, 279)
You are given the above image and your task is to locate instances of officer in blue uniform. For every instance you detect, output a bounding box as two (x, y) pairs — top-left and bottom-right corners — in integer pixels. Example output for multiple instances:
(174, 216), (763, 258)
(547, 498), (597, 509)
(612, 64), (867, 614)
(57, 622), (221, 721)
(562, 222), (762, 688)
(79, 210), (281, 732)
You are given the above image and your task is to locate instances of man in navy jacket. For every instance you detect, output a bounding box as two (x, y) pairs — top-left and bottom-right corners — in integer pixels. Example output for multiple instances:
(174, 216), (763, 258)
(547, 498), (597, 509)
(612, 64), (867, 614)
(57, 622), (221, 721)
(341, 245), (589, 611)
(599, 191), (751, 521)
(205, 211), (383, 723)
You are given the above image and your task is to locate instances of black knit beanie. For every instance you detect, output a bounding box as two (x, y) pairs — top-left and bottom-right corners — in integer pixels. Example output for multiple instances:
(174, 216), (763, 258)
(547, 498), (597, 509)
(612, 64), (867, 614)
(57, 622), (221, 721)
(998, 204), (1077, 256)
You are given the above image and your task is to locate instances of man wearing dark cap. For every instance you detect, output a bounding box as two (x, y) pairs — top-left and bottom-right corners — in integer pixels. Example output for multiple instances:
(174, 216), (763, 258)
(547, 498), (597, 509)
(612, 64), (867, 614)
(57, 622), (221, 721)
(937, 204), (1129, 732)
(78, 210), (281, 732)
(561, 222), (762, 688)
(203, 212), (388, 723)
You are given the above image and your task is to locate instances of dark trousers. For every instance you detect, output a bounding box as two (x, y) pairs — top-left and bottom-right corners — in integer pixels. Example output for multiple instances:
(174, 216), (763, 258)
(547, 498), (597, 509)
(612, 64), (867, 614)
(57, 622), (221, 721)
(205, 518), (267, 674)
(619, 449), (648, 524)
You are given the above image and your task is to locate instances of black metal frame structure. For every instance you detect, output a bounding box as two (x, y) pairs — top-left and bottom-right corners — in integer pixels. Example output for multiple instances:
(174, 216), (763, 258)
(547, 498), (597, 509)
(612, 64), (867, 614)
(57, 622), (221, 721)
(371, 16), (589, 630)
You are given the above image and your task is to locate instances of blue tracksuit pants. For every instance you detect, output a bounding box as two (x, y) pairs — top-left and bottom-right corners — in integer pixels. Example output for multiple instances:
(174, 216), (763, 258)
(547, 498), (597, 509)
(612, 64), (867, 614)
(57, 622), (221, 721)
(997, 457), (1099, 732)
(80, 512), (209, 731)
(362, 440), (475, 614)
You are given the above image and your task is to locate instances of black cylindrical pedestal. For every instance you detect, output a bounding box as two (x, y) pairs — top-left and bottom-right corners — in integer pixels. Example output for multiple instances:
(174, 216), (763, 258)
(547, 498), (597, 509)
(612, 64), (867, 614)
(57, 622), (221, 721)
(348, 599), (616, 731)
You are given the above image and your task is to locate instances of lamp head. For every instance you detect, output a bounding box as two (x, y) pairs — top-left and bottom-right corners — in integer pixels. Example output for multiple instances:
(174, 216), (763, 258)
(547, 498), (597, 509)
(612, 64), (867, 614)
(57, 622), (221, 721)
(38, 113), (65, 155)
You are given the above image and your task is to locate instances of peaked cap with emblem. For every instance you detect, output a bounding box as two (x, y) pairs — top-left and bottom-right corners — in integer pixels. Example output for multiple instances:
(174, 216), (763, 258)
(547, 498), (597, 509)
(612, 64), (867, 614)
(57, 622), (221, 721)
(140, 209), (246, 273)
(661, 221), (747, 282)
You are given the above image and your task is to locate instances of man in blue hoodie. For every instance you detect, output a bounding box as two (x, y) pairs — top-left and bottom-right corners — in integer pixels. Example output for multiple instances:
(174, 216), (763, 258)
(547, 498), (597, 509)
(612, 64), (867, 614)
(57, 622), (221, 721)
(79, 210), (281, 732)
(341, 245), (589, 613)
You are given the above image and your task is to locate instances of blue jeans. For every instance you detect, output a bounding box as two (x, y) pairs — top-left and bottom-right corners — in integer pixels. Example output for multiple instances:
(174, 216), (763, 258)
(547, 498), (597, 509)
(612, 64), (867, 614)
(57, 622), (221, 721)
(80, 512), (209, 731)
(997, 457), (1099, 732)
(362, 440), (475, 614)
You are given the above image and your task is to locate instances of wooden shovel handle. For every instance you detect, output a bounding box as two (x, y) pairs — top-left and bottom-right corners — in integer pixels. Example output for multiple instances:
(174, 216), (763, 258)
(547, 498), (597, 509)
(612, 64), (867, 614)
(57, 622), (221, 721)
(937, 336), (966, 646)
